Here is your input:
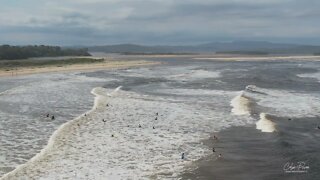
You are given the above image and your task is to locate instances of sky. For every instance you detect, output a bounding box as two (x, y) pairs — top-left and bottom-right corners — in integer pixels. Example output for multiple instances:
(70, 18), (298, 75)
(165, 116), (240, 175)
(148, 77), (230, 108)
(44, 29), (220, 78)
(0, 0), (320, 46)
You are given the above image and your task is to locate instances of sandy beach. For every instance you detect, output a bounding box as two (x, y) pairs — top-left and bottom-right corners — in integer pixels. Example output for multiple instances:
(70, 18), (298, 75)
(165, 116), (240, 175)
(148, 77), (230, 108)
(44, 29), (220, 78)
(0, 59), (160, 77)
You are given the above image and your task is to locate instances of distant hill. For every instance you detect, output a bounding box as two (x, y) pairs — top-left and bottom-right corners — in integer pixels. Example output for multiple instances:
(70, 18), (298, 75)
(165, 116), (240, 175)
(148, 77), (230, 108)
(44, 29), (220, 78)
(89, 44), (190, 54)
(88, 41), (320, 55)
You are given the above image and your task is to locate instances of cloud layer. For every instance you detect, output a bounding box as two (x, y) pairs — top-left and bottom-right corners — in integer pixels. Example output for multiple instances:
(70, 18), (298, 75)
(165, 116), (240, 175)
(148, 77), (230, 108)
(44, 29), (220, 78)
(1, 0), (319, 45)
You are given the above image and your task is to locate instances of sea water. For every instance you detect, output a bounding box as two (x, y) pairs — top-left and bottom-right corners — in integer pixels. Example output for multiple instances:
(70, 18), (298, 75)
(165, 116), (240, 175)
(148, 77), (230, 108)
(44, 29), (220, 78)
(1, 57), (320, 179)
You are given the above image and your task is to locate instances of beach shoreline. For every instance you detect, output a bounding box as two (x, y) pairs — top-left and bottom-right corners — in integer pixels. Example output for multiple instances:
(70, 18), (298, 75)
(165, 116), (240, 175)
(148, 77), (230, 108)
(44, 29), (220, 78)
(0, 59), (161, 78)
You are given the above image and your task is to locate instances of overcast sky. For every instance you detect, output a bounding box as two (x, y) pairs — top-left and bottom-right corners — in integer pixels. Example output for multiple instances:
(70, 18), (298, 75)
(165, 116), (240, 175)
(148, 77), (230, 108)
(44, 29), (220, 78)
(1, 0), (320, 45)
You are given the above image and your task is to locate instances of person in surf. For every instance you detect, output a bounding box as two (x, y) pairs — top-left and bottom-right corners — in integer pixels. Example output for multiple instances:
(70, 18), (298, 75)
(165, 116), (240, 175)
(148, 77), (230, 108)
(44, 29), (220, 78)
(102, 119), (106, 124)
(181, 153), (185, 159)
(213, 135), (218, 140)
(212, 147), (216, 152)
(51, 115), (55, 120)
(46, 114), (50, 118)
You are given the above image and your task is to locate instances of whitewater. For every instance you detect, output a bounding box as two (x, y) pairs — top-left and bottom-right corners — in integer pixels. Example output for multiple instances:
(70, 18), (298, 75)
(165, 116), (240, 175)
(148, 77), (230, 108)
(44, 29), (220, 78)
(2, 85), (252, 179)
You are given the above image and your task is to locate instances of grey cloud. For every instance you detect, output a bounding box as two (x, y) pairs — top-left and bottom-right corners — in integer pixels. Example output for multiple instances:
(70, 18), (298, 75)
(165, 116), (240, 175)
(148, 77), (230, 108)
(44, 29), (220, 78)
(1, 0), (320, 45)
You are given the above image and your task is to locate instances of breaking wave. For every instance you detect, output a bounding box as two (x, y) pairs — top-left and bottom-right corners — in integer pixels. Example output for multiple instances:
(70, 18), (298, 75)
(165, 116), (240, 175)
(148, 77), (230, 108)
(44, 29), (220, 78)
(256, 113), (276, 133)
(231, 86), (277, 133)
(2, 86), (249, 179)
(230, 91), (252, 116)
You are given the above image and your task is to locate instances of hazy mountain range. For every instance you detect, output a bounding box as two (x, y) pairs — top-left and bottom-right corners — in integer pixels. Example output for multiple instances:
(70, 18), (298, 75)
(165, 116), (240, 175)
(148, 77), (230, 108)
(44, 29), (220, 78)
(87, 41), (320, 55)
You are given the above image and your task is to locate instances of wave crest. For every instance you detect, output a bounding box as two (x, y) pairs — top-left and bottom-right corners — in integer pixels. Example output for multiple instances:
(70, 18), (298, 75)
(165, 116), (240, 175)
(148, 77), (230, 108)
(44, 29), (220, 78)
(256, 113), (276, 133)
(230, 91), (251, 116)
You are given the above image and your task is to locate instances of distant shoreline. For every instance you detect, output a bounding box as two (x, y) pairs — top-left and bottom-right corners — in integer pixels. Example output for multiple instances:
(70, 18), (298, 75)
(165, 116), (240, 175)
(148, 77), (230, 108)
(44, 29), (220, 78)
(193, 54), (320, 61)
(1, 54), (319, 78)
(0, 57), (160, 77)
(101, 53), (320, 60)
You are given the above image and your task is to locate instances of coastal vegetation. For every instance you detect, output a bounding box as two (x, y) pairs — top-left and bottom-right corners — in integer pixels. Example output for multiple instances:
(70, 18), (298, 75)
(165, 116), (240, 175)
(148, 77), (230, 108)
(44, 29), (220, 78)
(0, 45), (90, 60)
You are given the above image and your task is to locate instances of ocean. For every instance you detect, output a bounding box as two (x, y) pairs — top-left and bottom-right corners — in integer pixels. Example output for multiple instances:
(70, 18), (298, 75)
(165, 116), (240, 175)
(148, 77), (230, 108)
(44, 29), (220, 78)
(0, 56), (319, 179)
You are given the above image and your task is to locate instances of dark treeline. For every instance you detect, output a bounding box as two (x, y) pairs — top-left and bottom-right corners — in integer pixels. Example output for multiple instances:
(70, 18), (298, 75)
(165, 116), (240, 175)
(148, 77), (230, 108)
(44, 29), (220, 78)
(0, 45), (90, 60)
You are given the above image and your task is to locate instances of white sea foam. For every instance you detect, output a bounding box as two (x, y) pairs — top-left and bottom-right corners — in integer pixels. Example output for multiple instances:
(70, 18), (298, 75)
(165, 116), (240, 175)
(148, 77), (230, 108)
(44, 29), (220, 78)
(1, 87), (250, 179)
(256, 113), (276, 133)
(158, 88), (234, 97)
(168, 69), (220, 81)
(1, 87), (104, 180)
(244, 85), (320, 118)
(106, 86), (122, 96)
(297, 72), (320, 82)
(230, 92), (251, 116)
(118, 66), (221, 83)
(0, 72), (113, 177)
